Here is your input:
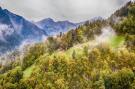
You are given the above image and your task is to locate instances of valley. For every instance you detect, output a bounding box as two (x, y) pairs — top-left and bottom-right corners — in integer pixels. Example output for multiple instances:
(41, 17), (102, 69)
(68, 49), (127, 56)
(0, 1), (135, 89)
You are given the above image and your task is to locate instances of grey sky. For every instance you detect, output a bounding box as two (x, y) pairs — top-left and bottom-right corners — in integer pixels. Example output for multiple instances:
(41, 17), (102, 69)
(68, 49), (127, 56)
(0, 0), (129, 22)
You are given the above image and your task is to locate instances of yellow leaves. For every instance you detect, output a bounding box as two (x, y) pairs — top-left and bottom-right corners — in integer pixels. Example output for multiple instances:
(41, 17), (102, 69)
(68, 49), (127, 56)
(55, 78), (66, 89)
(11, 36), (135, 89)
(133, 67), (135, 71)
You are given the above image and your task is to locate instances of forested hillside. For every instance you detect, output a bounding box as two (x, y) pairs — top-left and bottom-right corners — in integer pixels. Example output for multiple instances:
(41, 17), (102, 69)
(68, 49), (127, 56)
(0, 1), (135, 89)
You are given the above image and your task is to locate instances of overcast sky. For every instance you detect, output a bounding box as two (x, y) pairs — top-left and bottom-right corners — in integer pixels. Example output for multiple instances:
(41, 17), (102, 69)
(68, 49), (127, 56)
(0, 0), (129, 22)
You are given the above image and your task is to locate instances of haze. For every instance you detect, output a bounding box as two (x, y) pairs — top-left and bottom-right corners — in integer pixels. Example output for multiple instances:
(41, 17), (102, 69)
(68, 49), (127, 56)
(0, 0), (129, 22)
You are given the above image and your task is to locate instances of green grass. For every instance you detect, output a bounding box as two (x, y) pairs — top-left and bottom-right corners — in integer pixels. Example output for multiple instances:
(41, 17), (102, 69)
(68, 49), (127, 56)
(23, 64), (35, 79)
(22, 35), (125, 79)
(66, 43), (89, 58)
(109, 35), (125, 48)
(51, 35), (125, 60)
(66, 47), (83, 57)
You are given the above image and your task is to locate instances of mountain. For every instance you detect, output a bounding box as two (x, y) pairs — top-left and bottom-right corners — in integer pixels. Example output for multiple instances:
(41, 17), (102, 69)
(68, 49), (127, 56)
(108, 1), (131, 24)
(1, 1), (135, 89)
(0, 7), (78, 53)
(0, 7), (47, 53)
(36, 18), (78, 36)
(0, 8), (107, 54)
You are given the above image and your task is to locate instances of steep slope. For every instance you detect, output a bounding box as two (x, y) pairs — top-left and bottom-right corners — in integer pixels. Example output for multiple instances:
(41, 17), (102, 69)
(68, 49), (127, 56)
(0, 7), (47, 53)
(0, 1), (135, 89)
(108, 1), (131, 24)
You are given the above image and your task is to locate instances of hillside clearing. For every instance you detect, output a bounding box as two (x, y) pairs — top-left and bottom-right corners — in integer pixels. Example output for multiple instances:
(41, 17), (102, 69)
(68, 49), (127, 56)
(23, 64), (35, 79)
(109, 35), (125, 48)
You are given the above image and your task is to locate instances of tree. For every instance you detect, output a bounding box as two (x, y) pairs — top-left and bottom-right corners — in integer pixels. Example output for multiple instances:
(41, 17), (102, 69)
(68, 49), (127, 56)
(0, 67), (23, 89)
(72, 50), (76, 59)
(22, 43), (46, 70)
(104, 68), (134, 89)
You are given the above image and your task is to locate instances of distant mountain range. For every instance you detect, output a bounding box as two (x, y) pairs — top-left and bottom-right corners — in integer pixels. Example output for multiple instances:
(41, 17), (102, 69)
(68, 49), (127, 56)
(36, 18), (77, 36)
(0, 7), (78, 53)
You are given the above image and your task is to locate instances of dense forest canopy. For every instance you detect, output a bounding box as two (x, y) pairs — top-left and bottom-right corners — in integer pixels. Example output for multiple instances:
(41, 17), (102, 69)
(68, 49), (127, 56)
(0, 1), (135, 89)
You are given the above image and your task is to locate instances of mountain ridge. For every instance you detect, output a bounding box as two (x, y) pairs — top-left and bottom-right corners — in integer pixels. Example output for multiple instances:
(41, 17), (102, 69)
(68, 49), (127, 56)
(0, 7), (48, 53)
(0, 7), (78, 53)
(36, 18), (78, 36)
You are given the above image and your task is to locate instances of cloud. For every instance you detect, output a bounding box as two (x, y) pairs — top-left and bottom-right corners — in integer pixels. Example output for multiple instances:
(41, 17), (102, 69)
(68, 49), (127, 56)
(0, 24), (14, 42)
(0, 0), (129, 22)
(95, 27), (116, 44)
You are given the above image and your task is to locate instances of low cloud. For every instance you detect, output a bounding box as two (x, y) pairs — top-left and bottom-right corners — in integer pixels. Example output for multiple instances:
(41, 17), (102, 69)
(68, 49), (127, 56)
(0, 0), (129, 22)
(95, 27), (116, 44)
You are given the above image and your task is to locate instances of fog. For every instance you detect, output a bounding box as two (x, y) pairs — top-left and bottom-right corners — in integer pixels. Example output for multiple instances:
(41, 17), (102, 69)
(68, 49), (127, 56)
(95, 27), (116, 44)
(0, 0), (129, 22)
